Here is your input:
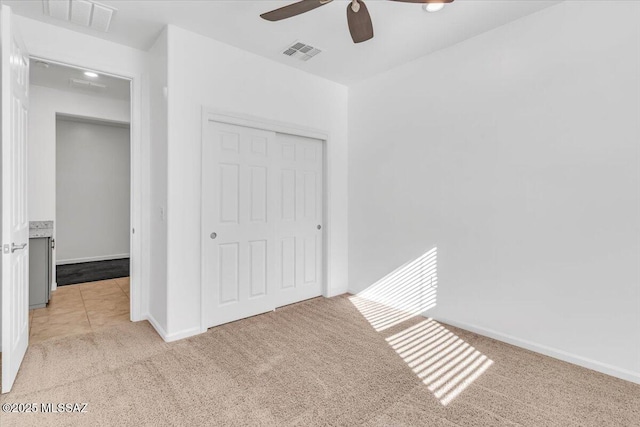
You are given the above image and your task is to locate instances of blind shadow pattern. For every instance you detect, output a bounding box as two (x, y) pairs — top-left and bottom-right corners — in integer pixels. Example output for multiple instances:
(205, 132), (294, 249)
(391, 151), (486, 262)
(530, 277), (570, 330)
(385, 317), (494, 405)
(350, 248), (438, 331)
(350, 247), (493, 405)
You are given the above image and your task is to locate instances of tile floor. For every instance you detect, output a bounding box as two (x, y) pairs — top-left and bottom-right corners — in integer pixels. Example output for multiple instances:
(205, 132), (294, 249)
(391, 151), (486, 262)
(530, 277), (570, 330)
(29, 277), (130, 344)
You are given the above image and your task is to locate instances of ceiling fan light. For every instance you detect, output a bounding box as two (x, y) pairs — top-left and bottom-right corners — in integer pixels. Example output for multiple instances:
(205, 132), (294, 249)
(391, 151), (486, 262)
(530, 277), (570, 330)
(423, 3), (445, 13)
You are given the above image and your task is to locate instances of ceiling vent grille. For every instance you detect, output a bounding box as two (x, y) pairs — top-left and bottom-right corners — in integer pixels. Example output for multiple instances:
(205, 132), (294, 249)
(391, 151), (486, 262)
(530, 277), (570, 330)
(282, 41), (322, 62)
(43, 0), (117, 32)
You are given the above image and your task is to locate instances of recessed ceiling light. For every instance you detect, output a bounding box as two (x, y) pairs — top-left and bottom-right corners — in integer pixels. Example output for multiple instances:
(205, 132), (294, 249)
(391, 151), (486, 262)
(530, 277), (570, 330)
(84, 71), (99, 78)
(423, 3), (445, 13)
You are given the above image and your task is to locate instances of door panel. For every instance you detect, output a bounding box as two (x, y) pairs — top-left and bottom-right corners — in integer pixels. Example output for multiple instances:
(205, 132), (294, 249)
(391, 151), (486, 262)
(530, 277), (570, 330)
(249, 167), (267, 222)
(248, 240), (267, 298)
(219, 164), (240, 224)
(303, 236), (317, 284)
(281, 169), (296, 221)
(303, 172), (317, 218)
(203, 122), (324, 328)
(2, 4), (30, 394)
(203, 122), (278, 327)
(273, 133), (323, 307)
(280, 237), (296, 290)
(218, 243), (240, 305)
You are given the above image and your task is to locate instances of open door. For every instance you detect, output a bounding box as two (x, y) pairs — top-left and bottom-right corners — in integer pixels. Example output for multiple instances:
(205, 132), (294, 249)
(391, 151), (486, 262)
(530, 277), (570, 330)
(1, 4), (30, 393)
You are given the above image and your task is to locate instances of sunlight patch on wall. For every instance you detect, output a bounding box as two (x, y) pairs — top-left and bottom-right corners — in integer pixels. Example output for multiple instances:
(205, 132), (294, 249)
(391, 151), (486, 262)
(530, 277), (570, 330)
(349, 247), (438, 331)
(386, 318), (493, 405)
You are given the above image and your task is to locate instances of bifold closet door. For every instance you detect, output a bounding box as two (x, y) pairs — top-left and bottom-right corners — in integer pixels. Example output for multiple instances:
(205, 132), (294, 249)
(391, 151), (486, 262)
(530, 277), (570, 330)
(203, 121), (324, 328)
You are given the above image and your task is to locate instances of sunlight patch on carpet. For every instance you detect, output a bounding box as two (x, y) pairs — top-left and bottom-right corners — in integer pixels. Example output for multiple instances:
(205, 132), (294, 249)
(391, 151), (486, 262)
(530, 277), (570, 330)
(386, 318), (493, 405)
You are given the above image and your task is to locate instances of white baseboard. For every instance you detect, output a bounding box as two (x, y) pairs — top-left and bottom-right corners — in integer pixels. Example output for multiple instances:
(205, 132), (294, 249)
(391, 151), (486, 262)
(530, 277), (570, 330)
(145, 313), (201, 343)
(145, 313), (169, 341)
(163, 326), (202, 342)
(431, 315), (640, 385)
(56, 253), (130, 265)
(325, 289), (348, 298)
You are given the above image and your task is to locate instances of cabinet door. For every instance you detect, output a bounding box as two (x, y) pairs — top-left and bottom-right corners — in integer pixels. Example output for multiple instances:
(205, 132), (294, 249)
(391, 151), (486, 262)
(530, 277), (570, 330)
(47, 238), (52, 301)
(28, 238), (48, 309)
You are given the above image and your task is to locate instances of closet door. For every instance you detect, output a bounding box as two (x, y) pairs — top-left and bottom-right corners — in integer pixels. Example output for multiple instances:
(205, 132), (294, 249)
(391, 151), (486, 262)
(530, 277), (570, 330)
(203, 122), (278, 327)
(202, 121), (323, 328)
(273, 133), (323, 308)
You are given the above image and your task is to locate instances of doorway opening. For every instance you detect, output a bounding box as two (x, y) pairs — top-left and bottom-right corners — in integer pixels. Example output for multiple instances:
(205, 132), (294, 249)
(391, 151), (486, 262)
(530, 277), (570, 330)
(27, 58), (133, 343)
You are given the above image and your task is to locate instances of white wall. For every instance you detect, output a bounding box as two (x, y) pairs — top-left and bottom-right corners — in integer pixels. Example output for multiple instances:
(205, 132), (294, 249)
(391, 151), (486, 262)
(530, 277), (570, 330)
(55, 118), (130, 264)
(165, 25), (349, 339)
(348, 1), (640, 383)
(16, 15), (151, 321)
(147, 28), (168, 335)
(28, 85), (130, 222)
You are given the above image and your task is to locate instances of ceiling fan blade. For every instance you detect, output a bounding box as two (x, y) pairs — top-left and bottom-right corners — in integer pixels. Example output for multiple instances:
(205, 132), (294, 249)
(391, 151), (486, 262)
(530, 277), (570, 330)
(388, 0), (453, 3)
(347, 0), (374, 44)
(260, 0), (332, 22)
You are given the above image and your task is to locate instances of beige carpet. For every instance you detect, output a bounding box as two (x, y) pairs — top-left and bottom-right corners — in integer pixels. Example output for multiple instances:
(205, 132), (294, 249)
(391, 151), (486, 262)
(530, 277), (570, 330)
(1, 295), (638, 426)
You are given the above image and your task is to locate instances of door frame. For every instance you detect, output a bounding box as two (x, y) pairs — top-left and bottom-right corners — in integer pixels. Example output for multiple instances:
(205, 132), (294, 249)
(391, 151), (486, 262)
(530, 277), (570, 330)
(200, 107), (331, 333)
(27, 54), (145, 322)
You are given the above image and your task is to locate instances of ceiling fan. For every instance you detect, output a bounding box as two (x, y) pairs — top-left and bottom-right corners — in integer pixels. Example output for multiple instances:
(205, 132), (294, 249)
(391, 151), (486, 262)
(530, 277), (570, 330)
(260, 0), (454, 44)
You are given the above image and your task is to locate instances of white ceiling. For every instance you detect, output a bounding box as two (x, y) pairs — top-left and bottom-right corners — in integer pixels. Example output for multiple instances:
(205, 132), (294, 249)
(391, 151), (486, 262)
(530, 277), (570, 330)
(29, 59), (131, 100)
(8, 0), (562, 85)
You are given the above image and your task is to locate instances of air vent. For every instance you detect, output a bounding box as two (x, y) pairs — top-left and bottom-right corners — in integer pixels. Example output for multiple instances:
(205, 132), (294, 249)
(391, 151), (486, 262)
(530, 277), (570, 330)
(43, 0), (117, 32)
(282, 41), (322, 62)
(69, 78), (107, 92)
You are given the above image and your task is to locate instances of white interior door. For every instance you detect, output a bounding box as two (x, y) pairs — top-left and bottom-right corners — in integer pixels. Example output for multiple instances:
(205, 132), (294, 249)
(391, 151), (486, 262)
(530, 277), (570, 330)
(1, 4), (30, 394)
(273, 133), (323, 308)
(203, 122), (278, 327)
(202, 121), (323, 328)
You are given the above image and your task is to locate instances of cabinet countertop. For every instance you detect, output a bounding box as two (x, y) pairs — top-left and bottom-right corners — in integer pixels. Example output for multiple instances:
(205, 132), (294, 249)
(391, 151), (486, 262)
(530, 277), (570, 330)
(29, 220), (53, 239)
